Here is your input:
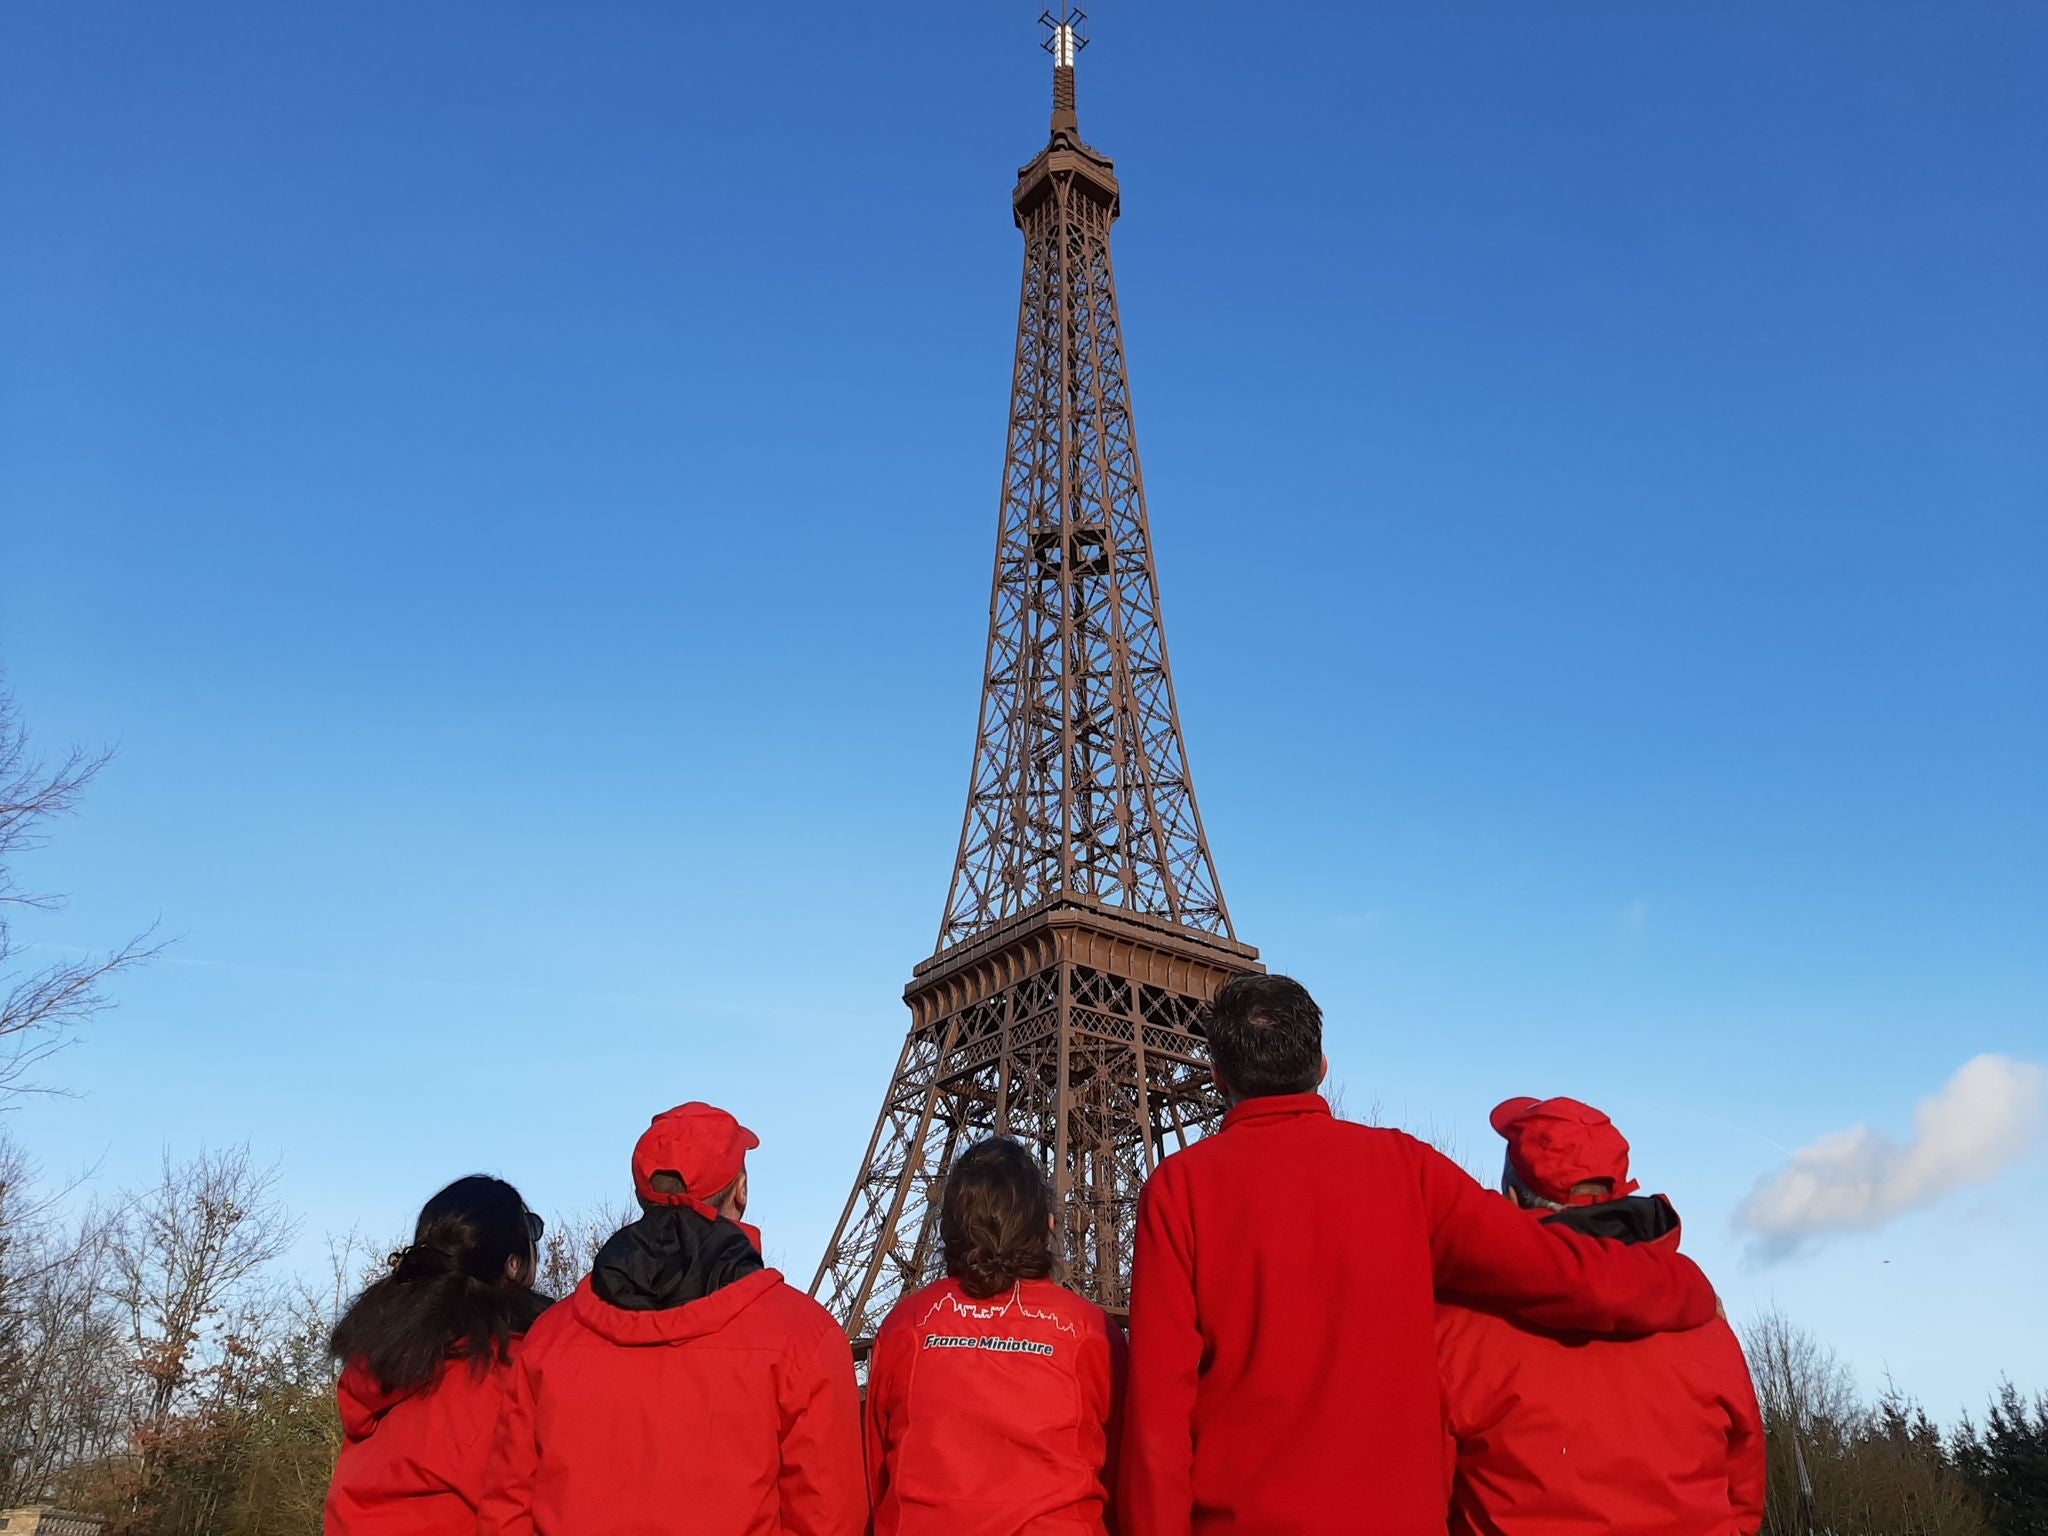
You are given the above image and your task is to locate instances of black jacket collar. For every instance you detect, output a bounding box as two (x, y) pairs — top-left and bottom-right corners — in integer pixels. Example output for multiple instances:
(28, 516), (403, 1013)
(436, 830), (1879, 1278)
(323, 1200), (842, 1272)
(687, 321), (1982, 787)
(590, 1206), (764, 1312)
(1541, 1193), (1680, 1246)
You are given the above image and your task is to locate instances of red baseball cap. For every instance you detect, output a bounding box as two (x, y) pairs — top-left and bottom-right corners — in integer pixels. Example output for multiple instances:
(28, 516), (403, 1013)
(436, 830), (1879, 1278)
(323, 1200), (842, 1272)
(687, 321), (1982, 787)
(631, 1102), (760, 1211)
(1490, 1095), (1638, 1207)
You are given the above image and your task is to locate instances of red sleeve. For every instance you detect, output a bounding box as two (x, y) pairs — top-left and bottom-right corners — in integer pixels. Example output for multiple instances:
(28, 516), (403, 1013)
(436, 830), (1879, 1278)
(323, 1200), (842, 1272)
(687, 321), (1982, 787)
(863, 1323), (906, 1516)
(1723, 1330), (1768, 1534)
(1119, 1171), (1199, 1536)
(779, 1321), (868, 1536)
(476, 1350), (538, 1536)
(1101, 1319), (1130, 1536)
(1417, 1143), (1717, 1334)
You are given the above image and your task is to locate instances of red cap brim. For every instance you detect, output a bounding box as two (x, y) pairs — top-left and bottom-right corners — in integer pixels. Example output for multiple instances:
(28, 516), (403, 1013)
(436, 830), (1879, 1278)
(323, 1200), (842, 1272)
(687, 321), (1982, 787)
(1489, 1096), (1542, 1136)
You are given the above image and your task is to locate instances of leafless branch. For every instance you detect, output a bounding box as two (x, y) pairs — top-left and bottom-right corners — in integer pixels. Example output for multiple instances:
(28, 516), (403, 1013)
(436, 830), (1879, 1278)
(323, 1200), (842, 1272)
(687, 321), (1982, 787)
(0, 677), (163, 1101)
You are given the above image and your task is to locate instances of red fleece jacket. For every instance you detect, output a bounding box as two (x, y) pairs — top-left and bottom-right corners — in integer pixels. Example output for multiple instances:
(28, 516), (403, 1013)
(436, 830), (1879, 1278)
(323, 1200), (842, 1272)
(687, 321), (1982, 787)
(1437, 1214), (1766, 1536)
(325, 1351), (518, 1534)
(477, 1267), (864, 1536)
(866, 1277), (1126, 1536)
(1120, 1094), (1720, 1536)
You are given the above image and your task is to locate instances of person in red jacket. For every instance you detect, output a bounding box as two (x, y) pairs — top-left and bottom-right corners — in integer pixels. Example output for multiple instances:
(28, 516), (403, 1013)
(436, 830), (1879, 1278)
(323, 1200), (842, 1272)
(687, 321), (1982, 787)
(478, 1101), (864, 1536)
(1120, 975), (1725, 1536)
(1436, 1095), (1766, 1536)
(866, 1137), (1126, 1536)
(325, 1174), (551, 1534)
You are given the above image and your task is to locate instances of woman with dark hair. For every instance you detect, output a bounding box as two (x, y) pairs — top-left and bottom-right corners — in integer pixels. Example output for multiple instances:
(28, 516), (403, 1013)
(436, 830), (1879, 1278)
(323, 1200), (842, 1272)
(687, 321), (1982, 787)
(865, 1137), (1126, 1536)
(324, 1175), (551, 1534)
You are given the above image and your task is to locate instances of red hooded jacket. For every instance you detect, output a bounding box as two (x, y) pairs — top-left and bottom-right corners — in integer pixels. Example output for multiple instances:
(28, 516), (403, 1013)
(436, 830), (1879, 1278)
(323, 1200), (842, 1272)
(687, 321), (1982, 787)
(478, 1209), (864, 1536)
(326, 1351), (518, 1534)
(1436, 1197), (1766, 1536)
(1120, 1094), (1721, 1536)
(866, 1277), (1126, 1536)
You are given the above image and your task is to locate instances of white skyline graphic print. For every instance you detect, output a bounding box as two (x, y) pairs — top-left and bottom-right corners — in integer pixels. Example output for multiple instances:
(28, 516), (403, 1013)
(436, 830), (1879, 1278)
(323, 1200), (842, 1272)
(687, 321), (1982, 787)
(918, 1284), (1076, 1358)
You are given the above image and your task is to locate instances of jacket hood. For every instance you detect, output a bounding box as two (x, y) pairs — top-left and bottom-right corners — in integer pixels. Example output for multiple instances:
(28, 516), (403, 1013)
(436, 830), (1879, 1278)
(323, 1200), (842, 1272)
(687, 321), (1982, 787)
(591, 1205), (764, 1310)
(1541, 1192), (1681, 1247)
(336, 1358), (426, 1444)
(570, 1266), (784, 1346)
(575, 1206), (780, 1346)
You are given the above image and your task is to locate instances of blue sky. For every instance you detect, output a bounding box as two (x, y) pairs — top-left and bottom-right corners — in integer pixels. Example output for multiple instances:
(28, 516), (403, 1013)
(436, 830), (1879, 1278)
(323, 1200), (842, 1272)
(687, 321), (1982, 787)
(2, 2), (2042, 1417)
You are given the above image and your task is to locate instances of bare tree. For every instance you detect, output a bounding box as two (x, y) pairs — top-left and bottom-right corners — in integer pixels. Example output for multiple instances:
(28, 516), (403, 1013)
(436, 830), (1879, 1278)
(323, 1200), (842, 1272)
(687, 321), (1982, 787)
(0, 1135), (130, 1505)
(1745, 1304), (1862, 1440)
(109, 1146), (294, 1480)
(212, 1287), (341, 1536)
(0, 679), (160, 1099)
(1325, 1083), (1471, 1172)
(536, 1201), (633, 1300)
(1741, 1307), (1992, 1536)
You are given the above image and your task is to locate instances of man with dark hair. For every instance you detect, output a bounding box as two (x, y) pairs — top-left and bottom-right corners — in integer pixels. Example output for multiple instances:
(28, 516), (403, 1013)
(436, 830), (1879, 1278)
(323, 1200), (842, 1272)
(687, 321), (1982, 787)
(1121, 975), (1724, 1536)
(1202, 972), (1326, 1098)
(1436, 1097), (1765, 1535)
(480, 1102), (864, 1536)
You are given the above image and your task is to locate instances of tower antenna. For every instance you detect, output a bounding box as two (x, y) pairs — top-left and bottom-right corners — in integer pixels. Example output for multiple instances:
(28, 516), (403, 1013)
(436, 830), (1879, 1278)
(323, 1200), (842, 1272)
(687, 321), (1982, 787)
(1040, 6), (1088, 132)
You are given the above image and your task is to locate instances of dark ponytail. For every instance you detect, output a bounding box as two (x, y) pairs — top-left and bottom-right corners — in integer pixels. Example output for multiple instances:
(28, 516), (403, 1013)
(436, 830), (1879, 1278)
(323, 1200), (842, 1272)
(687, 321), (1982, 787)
(330, 1175), (551, 1394)
(940, 1138), (1056, 1298)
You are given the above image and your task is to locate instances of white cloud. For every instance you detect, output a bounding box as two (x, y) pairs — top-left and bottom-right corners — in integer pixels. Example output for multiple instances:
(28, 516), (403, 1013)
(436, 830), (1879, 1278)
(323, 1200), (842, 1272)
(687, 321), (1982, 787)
(1737, 1054), (2047, 1260)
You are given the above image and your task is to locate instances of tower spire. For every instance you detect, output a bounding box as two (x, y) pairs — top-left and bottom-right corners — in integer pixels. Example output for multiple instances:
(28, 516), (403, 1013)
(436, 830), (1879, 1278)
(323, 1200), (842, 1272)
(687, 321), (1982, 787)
(1043, 6), (1085, 136)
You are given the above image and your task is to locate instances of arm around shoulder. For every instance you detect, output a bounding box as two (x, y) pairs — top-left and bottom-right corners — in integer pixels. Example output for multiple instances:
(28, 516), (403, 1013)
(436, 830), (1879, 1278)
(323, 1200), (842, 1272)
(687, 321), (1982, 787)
(1418, 1140), (1717, 1336)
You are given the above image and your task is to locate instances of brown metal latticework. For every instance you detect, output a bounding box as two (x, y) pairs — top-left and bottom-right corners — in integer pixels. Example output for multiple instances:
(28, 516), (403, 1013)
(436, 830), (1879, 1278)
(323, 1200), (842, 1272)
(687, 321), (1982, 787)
(812, 19), (1261, 1341)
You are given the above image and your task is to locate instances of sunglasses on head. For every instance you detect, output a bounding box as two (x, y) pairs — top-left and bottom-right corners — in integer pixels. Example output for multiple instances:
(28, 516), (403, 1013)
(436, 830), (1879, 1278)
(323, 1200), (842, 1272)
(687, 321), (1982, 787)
(523, 1210), (545, 1244)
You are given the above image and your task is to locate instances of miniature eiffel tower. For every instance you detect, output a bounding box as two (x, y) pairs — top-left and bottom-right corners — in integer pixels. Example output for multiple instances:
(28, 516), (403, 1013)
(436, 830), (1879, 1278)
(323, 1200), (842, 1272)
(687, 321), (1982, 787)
(811, 10), (1261, 1340)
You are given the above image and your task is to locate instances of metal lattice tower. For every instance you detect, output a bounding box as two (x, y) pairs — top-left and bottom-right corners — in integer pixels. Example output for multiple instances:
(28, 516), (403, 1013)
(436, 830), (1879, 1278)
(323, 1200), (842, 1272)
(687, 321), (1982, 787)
(811, 13), (1261, 1341)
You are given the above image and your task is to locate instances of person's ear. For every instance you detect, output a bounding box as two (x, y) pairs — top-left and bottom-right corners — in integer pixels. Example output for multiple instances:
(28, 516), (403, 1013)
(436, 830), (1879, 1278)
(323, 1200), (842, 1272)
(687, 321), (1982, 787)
(1318, 1054), (1329, 1087)
(724, 1166), (750, 1220)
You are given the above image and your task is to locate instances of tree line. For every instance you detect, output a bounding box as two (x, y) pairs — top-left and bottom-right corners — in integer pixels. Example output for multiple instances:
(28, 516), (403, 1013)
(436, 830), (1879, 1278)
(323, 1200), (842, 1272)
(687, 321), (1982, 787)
(0, 1138), (619, 1534)
(1744, 1306), (2047, 1535)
